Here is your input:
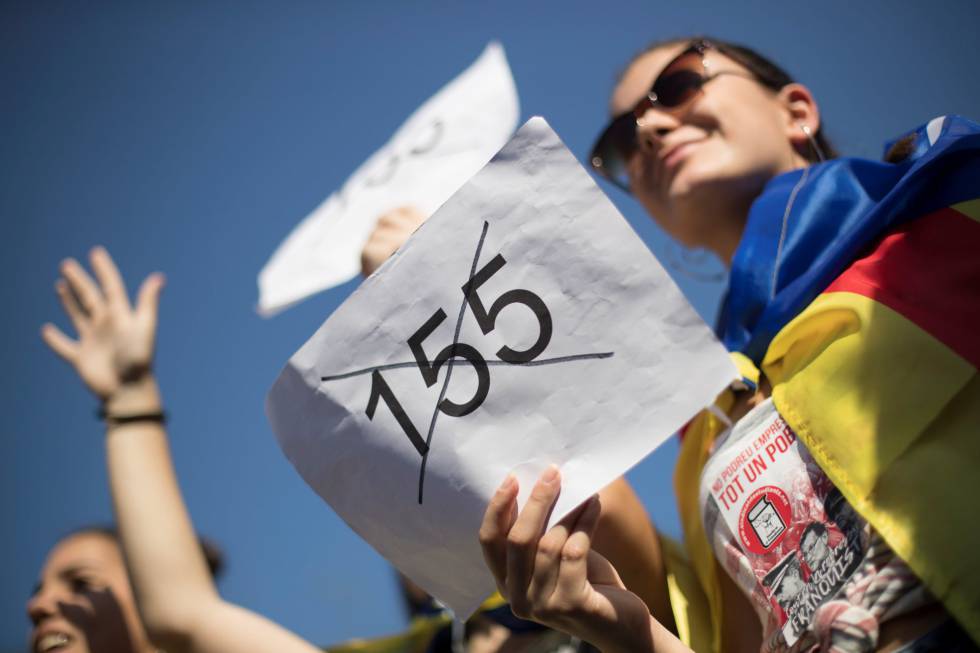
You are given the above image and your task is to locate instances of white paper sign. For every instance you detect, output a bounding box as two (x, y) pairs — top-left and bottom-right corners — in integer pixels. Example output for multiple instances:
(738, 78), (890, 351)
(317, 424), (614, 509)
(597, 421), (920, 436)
(266, 117), (738, 617)
(257, 41), (519, 315)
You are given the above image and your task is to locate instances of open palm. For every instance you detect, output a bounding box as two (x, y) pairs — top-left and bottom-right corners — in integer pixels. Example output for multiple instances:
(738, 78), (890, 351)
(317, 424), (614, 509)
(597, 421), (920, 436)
(41, 247), (164, 400)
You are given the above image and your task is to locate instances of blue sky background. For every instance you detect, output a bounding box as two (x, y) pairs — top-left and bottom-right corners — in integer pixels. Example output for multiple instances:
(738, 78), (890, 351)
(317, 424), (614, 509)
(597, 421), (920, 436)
(3, 1), (979, 649)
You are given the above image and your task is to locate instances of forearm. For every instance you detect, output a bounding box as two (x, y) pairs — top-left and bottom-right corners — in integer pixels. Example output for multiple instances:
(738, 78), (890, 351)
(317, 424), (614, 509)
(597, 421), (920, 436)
(641, 615), (694, 653)
(594, 478), (676, 633)
(104, 374), (220, 637)
(594, 613), (693, 653)
(45, 249), (320, 652)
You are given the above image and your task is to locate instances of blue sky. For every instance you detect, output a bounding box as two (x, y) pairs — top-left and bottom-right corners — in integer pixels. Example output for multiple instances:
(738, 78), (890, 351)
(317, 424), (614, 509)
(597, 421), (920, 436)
(3, 1), (979, 649)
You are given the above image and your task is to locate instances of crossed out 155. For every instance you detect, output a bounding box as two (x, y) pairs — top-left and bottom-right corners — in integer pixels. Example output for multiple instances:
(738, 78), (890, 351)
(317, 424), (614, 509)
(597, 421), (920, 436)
(366, 248), (553, 501)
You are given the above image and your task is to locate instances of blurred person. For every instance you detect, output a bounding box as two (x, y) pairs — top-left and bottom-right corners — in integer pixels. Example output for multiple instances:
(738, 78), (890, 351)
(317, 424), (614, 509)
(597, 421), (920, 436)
(28, 528), (153, 653)
(28, 526), (222, 653)
(477, 37), (980, 653)
(40, 248), (325, 653)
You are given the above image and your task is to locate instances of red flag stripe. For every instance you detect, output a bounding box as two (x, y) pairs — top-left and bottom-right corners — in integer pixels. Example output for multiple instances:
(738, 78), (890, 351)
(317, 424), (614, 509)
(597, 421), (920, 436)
(823, 206), (980, 368)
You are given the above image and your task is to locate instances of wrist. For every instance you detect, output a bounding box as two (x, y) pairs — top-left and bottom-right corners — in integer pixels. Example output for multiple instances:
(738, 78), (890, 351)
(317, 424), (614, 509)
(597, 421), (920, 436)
(103, 374), (163, 417)
(558, 600), (639, 653)
(592, 601), (667, 653)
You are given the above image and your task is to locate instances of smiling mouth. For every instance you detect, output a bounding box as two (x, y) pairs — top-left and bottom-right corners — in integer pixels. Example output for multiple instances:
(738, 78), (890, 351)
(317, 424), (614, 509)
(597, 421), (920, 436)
(36, 632), (72, 652)
(662, 140), (701, 173)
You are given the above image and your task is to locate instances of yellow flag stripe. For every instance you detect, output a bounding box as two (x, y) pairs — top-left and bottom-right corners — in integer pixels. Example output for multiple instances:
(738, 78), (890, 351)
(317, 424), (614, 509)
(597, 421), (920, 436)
(766, 290), (979, 643)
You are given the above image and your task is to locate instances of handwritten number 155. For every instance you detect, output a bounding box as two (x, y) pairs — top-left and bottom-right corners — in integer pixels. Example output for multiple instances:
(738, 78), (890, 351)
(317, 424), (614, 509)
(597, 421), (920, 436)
(365, 252), (553, 454)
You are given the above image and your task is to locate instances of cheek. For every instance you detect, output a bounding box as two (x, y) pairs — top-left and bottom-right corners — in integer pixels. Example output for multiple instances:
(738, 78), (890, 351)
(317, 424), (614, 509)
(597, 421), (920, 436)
(675, 128), (780, 208)
(719, 105), (790, 173)
(629, 156), (664, 207)
(677, 140), (735, 183)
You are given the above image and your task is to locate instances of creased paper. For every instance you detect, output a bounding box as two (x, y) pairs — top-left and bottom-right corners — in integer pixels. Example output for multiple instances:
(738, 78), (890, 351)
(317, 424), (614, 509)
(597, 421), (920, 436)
(258, 42), (519, 315)
(266, 117), (738, 617)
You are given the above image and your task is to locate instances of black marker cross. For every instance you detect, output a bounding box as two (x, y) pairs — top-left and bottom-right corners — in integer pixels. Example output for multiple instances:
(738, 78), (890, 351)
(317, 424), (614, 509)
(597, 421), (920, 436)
(321, 221), (614, 503)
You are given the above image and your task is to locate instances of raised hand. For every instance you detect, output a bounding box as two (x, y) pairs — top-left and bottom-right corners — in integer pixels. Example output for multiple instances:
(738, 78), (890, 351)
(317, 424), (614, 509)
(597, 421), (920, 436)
(41, 246), (164, 401)
(360, 205), (428, 276)
(479, 468), (679, 653)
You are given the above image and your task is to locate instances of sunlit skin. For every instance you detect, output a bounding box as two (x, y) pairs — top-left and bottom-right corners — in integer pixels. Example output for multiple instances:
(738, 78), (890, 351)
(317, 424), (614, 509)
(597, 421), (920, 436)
(610, 43), (819, 264)
(27, 532), (154, 653)
(361, 205), (428, 276)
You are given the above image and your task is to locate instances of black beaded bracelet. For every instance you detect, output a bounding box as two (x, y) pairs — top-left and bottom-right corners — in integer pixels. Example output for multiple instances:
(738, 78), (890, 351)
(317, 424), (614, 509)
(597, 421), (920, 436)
(97, 407), (167, 425)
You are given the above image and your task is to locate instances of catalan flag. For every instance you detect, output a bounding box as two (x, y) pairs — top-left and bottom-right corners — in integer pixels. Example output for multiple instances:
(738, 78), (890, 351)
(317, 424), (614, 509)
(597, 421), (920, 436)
(719, 115), (980, 365)
(673, 116), (980, 651)
(765, 196), (980, 645)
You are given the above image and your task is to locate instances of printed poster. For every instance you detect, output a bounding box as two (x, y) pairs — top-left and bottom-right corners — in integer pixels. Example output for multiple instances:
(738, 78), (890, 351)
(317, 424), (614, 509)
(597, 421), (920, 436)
(700, 400), (867, 647)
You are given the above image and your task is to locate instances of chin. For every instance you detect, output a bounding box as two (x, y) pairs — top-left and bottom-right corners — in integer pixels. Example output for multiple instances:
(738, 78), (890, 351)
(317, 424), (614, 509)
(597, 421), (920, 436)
(678, 156), (767, 205)
(668, 151), (737, 197)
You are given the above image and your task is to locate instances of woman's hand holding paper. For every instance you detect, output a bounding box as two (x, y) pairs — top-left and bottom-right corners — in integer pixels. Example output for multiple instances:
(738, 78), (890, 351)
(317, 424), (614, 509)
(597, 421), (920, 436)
(479, 468), (692, 653)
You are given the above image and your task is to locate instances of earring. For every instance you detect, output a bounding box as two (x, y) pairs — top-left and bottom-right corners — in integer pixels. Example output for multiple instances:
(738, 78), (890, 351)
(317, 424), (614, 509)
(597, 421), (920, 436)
(798, 123), (826, 162)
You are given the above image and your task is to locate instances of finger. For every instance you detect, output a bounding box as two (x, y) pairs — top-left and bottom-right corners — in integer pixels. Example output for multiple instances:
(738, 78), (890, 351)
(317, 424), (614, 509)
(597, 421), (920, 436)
(394, 206), (425, 225)
(40, 323), (79, 363)
(376, 209), (408, 229)
(527, 518), (571, 606)
(361, 234), (406, 276)
(369, 232), (403, 252)
(56, 280), (88, 333)
(376, 211), (402, 228)
(556, 495), (604, 598)
(528, 492), (597, 604)
(61, 258), (104, 317)
(375, 217), (412, 237)
(380, 206), (426, 229)
(360, 242), (390, 277)
(479, 474), (519, 593)
(378, 240), (402, 261)
(506, 466), (561, 613)
(135, 272), (165, 328)
(397, 205), (427, 225)
(89, 246), (131, 315)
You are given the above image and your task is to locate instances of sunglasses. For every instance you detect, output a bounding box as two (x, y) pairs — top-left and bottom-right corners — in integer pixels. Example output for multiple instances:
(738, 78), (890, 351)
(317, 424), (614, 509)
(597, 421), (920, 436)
(589, 40), (753, 193)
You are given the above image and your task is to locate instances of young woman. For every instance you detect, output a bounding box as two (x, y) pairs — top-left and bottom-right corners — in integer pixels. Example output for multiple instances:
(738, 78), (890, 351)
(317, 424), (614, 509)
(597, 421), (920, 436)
(28, 526), (222, 653)
(38, 248), (325, 653)
(478, 38), (980, 652)
(29, 527), (160, 653)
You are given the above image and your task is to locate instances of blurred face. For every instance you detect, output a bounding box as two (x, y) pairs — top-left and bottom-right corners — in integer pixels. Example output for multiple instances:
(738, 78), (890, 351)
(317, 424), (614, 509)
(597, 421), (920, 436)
(802, 529), (830, 567)
(775, 566), (805, 604)
(610, 43), (806, 259)
(27, 533), (152, 653)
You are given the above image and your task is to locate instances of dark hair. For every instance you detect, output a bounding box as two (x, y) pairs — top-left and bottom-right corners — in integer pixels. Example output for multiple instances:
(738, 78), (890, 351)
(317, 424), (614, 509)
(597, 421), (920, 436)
(623, 36), (838, 163)
(883, 134), (917, 164)
(801, 521), (828, 545)
(64, 524), (225, 579)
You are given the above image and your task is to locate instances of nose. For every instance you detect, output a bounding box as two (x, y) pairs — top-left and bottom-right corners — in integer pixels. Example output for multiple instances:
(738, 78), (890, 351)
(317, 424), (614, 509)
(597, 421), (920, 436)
(27, 587), (60, 625)
(634, 104), (676, 154)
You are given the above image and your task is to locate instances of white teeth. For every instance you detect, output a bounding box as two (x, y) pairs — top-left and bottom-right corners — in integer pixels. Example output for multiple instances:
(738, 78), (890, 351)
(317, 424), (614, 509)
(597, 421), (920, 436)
(38, 632), (70, 652)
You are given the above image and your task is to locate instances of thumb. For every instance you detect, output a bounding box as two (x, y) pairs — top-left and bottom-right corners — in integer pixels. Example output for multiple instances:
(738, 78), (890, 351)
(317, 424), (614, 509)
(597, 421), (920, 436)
(136, 272), (165, 326)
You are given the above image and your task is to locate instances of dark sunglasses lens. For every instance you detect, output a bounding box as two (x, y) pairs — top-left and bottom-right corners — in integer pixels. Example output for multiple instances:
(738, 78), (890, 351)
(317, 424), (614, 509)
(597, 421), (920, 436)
(591, 114), (635, 190)
(653, 69), (704, 108)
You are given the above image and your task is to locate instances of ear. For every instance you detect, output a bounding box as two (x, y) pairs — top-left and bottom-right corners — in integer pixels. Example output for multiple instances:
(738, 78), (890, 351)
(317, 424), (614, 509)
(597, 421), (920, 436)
(776, 83), (821, 159)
